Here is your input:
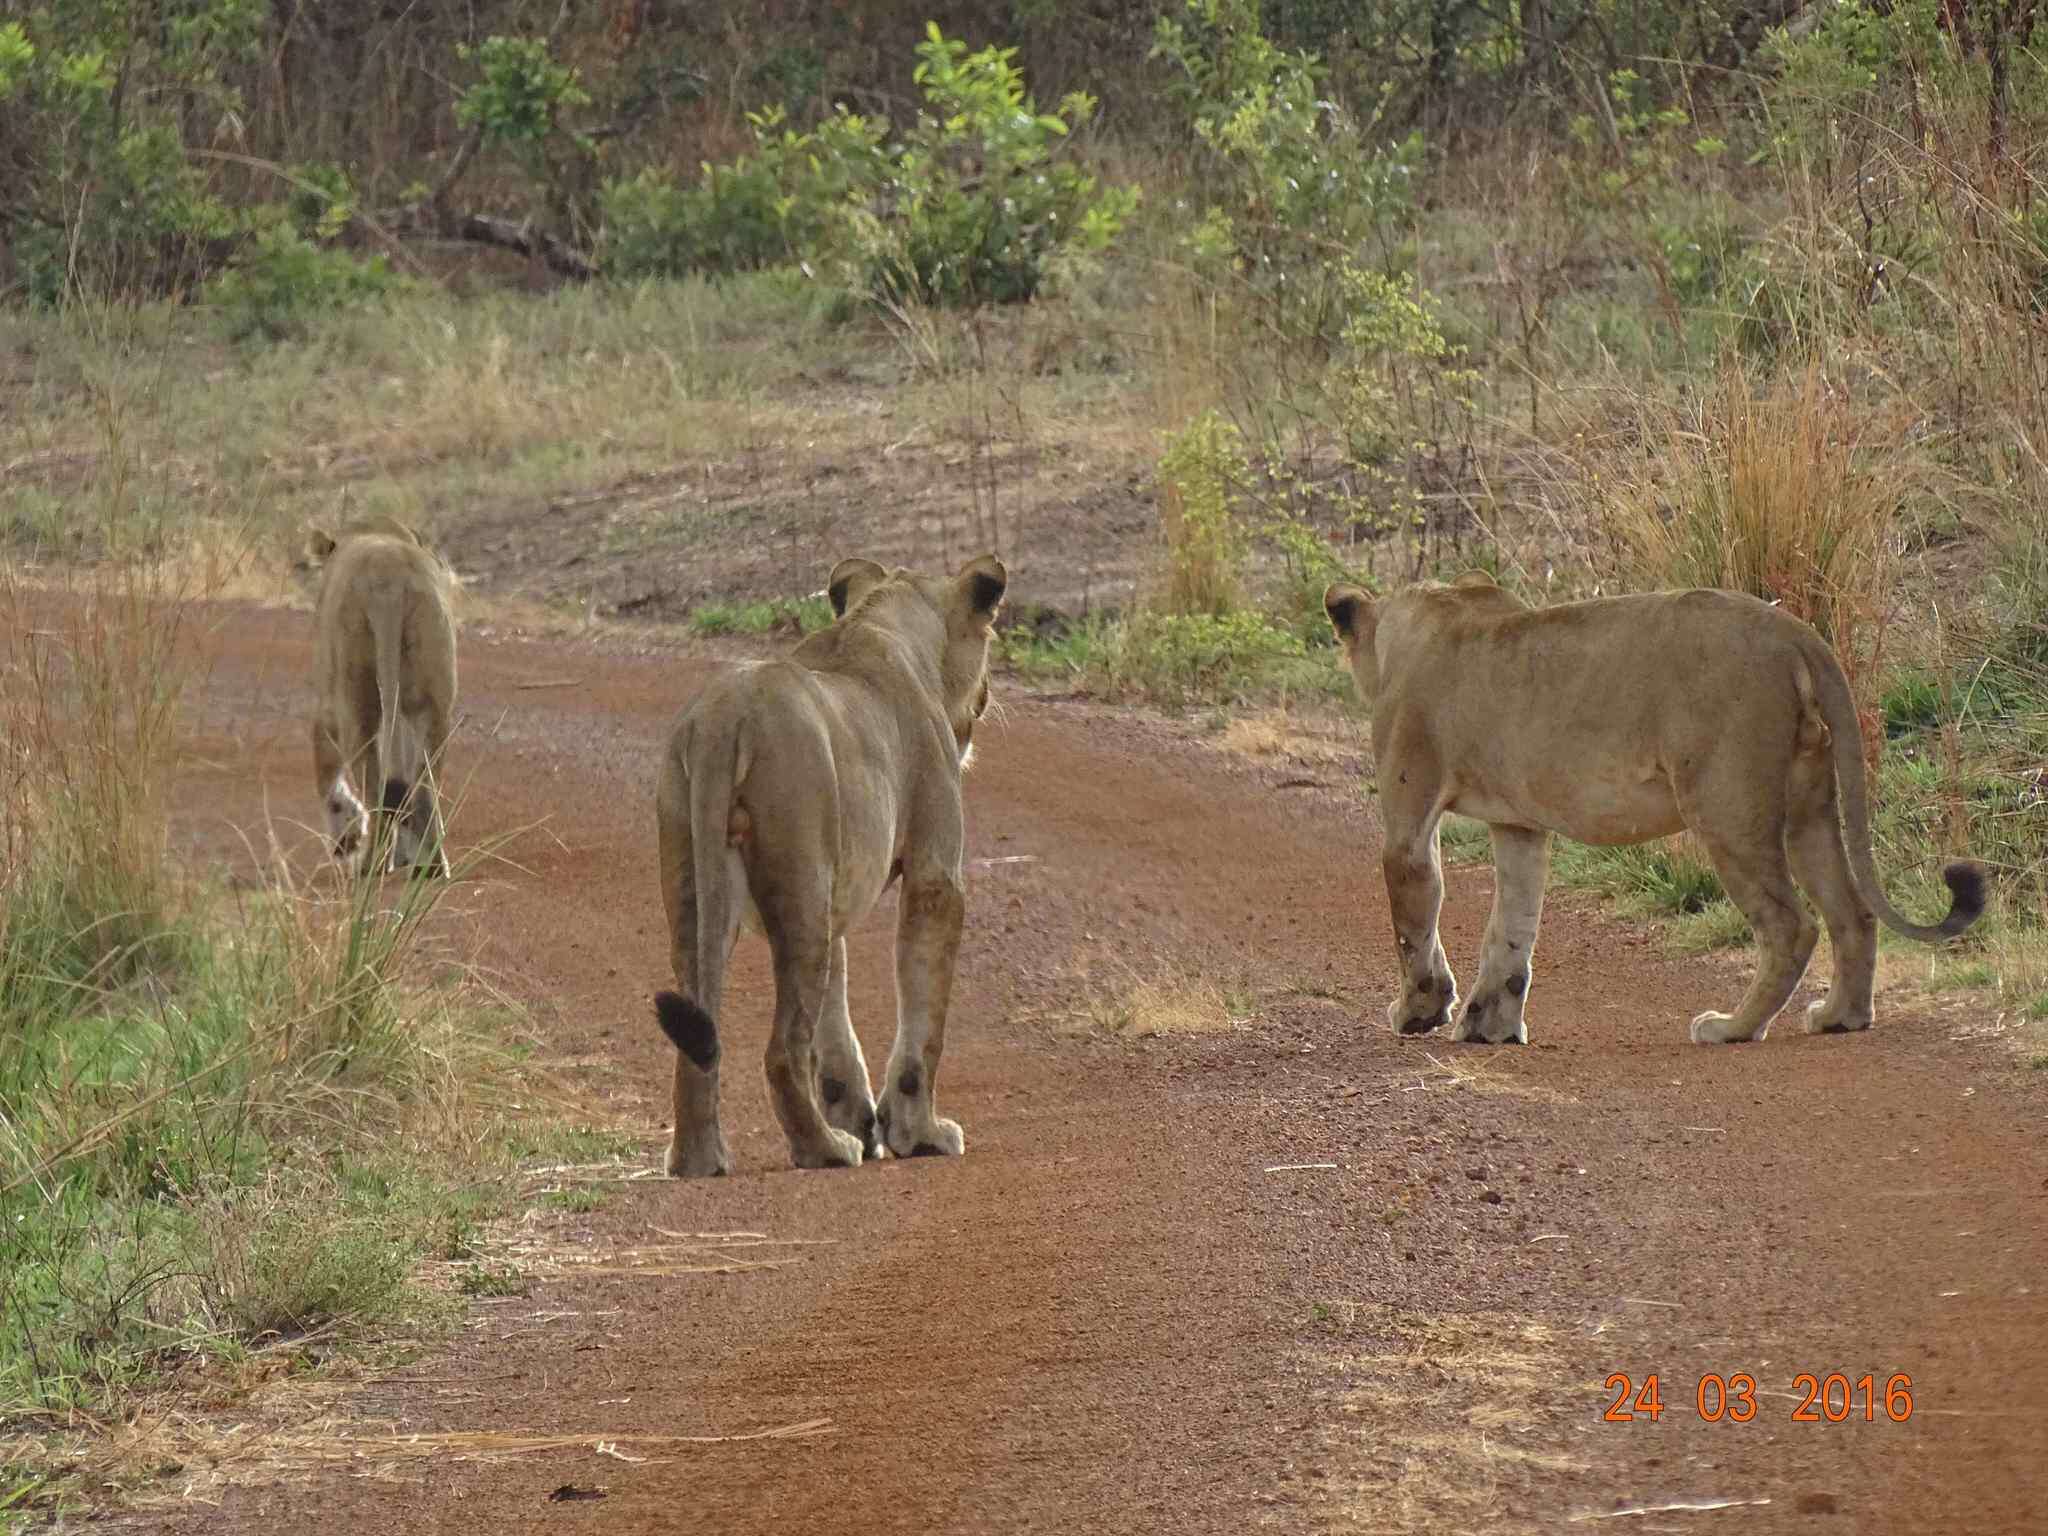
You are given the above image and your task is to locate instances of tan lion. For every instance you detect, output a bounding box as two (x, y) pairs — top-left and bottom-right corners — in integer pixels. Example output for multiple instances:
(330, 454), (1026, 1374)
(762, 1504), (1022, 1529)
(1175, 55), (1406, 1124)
(309, 518), (457, 877)
(652, 553), (1007, 1176)
(1322, 573), (1984, 1046)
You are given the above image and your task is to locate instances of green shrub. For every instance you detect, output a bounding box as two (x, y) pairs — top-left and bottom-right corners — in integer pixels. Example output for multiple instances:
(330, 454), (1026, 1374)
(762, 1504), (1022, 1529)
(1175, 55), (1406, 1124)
(1117, 609), (1306, 701)
(858, 25), (1137, 306)
(1152, 0), (1422, 346)
(208, 216), (402, 340)
(600, 25), (1135, 305)
(600, 107), (889, 280)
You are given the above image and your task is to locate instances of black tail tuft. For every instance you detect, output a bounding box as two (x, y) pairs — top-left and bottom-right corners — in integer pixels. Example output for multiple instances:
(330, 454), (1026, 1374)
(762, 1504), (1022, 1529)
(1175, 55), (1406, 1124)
(1940, 861), (1989, 937)
(654, 990), (720, 1070)
(381, 776), (410, 813)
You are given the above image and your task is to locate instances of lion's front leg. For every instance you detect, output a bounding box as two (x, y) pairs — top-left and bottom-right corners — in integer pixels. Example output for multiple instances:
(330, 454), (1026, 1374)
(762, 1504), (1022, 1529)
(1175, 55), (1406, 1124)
(815, 936), (880, 1158)
(1454, 825), (1549, 1045)
(1383, 817), (1458, 1035)
(876, 871), (967, 1159)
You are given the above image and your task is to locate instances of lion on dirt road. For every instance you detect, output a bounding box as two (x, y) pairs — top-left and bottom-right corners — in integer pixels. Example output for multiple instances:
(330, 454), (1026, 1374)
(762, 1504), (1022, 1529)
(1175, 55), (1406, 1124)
(652, 553), (1008, 1176)
(309, 518), (457, 878)
(1323, 573), (1984, 1047)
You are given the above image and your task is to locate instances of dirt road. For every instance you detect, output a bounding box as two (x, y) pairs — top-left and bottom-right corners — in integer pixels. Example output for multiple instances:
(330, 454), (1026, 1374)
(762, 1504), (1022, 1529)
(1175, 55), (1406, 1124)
(138, 601), (2047, 1533)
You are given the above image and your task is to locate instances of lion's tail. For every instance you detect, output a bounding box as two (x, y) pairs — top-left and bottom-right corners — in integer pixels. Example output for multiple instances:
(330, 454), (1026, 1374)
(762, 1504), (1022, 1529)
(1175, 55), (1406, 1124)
(1805, 635), (1985, 943)
(653, 722), (746, 1076)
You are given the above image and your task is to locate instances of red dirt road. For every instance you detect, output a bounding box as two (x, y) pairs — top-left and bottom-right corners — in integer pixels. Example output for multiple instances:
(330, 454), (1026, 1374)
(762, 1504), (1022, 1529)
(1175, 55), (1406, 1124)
(131, 601), (2048, 1533)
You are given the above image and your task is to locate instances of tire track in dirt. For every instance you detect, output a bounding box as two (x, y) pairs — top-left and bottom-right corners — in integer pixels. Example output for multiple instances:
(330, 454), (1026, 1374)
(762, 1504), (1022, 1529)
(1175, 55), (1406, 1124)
(126, 601), (2048, 1533)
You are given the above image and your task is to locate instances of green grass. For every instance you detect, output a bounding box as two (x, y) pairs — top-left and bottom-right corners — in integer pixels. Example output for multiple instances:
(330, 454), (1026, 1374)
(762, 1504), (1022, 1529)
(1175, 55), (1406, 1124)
(1001, 609), (1347, 709)
(689, 595), (833, 636)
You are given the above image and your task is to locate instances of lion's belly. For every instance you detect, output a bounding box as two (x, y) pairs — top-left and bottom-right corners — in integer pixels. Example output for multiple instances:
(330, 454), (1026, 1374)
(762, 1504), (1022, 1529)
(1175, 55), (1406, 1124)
(1447, 763), (1683, 847)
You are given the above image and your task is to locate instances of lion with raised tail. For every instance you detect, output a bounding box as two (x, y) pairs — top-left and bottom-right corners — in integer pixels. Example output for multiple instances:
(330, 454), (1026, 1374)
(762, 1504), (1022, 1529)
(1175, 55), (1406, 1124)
(309, 517), (457, 877)
(1323, 573), (1985, 1046)
(652, 553), (1006, 1176)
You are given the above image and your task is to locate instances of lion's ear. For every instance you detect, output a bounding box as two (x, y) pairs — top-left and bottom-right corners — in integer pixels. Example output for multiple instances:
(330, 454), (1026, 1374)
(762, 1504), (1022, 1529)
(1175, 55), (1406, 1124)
(1323, 583), (1375, 647)
(1452, 569), (1497, 589)
(826, 557), (889, 618)
(307, 527), (338, 563)
(959, 553), (1007, 619)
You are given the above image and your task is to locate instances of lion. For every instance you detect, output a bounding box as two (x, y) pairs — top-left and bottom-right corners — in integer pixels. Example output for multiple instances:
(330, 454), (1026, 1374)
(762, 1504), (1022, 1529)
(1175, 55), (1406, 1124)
(1322, 573), (1984, 1046)
(651, 552), (1007, 1176)
(309, 518), (458, 878)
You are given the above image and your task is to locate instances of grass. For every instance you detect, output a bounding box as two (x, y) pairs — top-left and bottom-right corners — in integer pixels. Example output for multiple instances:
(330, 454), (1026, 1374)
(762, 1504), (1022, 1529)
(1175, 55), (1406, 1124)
(1299, 1305), (1582, 1532)
(689, 594), (833, 636)
(1043, 951), (1256, 1040)
(1001, 609), (1346, 709)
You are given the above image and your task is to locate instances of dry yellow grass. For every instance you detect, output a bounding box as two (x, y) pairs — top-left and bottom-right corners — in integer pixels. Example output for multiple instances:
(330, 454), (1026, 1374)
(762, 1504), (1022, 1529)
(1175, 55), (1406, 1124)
(1597, 360), (1908, 728)
(1217, 711), (1357, 765)
(1036, 948), (1250, 1039)
(1299, 1306), (1582, 1534)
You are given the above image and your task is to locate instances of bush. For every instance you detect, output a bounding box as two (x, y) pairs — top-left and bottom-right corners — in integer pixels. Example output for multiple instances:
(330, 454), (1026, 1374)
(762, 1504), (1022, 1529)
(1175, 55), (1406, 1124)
(1152, 0), (1422, 347)
(857, 25), (1137, 306)
(0, 8), (251, 305)
(600, 25), (1135, 305)
(1119, 610), (1307, 701)
(208, 216), (402, 340)
(600, 107), (889, 280)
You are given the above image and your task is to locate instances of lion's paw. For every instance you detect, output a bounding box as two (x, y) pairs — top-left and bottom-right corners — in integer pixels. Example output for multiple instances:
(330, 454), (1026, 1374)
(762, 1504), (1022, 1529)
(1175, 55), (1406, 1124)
(1689, 1009), (1763, 1045)
(1388, 995), (1452, 1036)
(793, 1126), (865, 1171)
(893, 1115), (964, 1159)
(876, 1096), (964, 1159)
(1452, 988), (1528, 1045)
(819, 1074), (881, 1159)
(1803, 996), (1872, 1035)
(665, 1133), (732, 1179)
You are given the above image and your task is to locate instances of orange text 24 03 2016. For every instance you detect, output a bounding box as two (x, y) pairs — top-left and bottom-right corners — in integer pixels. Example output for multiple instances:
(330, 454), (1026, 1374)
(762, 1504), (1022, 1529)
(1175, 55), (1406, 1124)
(1602, 1372), (1915, 1424)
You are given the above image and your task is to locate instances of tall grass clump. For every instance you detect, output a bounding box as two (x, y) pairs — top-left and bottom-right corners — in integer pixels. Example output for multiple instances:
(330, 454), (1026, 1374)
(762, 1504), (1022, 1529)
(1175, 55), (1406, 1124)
(1601, 361), (1903, 726)
(1157, 409), (1249, 617)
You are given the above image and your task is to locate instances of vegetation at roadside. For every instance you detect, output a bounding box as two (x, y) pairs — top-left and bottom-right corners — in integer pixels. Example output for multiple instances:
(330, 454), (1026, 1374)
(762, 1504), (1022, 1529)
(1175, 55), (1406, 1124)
(0, 545), (620, 1515)
(5, 0), (2046, 1044)
(689, 594), (833, 637)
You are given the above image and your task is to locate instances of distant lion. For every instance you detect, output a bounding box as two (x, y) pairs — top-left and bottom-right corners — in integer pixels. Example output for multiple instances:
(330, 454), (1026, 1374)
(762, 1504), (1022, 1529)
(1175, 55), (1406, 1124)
(309, 518), (457, 877)
(1322, 573), (1984, 1046)
(652, 553), (1007, 1176)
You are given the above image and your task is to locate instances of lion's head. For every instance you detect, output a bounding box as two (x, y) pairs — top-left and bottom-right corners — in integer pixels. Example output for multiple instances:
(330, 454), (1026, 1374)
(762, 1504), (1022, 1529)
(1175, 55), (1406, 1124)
(826, 553), (1007, 760)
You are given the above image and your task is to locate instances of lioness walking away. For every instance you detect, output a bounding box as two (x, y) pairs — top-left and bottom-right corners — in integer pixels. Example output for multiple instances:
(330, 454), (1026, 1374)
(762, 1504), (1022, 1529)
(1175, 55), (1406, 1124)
(309, 518), (457, 878)
(653, 554), (1007, 1176)
(1323, 573), (1984, 1047)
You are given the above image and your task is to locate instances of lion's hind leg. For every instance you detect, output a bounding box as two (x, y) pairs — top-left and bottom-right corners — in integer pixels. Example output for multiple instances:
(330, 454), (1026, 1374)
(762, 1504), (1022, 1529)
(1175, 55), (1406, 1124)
(1787, 773), (1877, 1036)
(753, 867), (863, 1171)
(1687, 825), (1818, 1045)
(816, 937), (880, 1157)
(1454, 825), (1550, 1045)
(876, 870), (968, 1159)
